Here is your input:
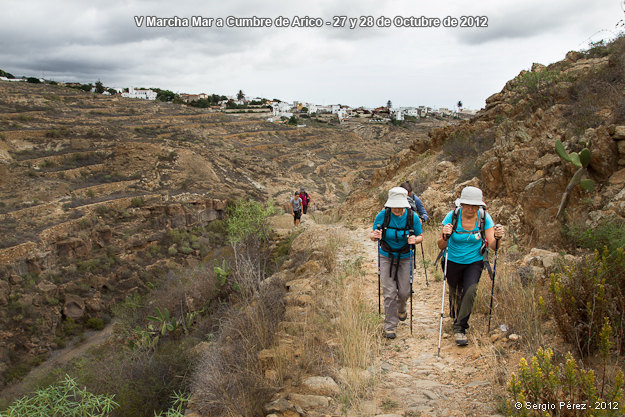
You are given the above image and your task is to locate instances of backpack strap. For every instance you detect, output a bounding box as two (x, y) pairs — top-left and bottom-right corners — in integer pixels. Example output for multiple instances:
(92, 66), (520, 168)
(477, 207), (494, 280)
(436, 206), (492, 274)
(380, 208), (414, 282)
(381, 207), (414, 242)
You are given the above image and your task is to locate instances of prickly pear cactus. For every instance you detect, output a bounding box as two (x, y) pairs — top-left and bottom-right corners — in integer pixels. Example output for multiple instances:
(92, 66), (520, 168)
(554, 140), (595, 218)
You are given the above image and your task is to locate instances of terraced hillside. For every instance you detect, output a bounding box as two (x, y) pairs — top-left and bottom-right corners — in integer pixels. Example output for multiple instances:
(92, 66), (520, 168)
(0, 81), (446, 386)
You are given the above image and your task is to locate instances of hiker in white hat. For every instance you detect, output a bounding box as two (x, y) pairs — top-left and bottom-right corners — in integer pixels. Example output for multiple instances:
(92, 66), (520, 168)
(437, 186), (505, 346)
(370, 187), (423, 339)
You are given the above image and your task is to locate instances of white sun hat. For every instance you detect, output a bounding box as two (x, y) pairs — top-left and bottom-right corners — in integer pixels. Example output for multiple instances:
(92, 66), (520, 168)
(384, 187), (411, 208)
(455, 186), (486, 207)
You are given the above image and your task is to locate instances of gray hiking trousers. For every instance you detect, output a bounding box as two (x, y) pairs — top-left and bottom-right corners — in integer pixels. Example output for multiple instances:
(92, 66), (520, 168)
(380, 255), (412, 332)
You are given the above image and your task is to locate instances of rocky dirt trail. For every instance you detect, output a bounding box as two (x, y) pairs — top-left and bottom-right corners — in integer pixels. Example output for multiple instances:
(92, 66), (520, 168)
(338, 223), (505, 417)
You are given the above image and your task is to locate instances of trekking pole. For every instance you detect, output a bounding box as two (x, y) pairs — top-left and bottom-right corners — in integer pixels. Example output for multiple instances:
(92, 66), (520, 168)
(437, 234), (450, 357)
(487, 227), (502, 333)
(409, 229), (415, 336)
(377, 225), (382, 316)
(420, 243), (429, 286)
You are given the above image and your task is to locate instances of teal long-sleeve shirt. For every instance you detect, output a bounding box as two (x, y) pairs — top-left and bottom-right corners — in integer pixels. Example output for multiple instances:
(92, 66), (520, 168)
(372, 209), (423, 258)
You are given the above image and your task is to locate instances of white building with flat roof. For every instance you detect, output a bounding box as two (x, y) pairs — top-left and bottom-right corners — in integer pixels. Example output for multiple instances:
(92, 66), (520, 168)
(122, 87), (157, 100)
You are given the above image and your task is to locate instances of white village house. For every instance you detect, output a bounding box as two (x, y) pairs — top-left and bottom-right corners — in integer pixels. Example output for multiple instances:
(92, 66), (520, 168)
(391, 108), (404, 121)
(271, 101), (293, 116)
(0, 76), (24, 82)
(122, 87), (157, 100)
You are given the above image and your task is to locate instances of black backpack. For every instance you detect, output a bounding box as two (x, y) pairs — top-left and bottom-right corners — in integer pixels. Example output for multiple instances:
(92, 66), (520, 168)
(379, 207), (416, 282)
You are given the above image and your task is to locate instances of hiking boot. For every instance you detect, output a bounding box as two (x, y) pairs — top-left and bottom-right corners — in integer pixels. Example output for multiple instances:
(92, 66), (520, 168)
(383, 330), (396, 339)
(398, 311), (407, 321)
(454, 332), (468, 346)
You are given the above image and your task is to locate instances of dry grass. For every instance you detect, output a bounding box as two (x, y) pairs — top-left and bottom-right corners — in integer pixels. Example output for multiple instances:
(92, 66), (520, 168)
(473, 252), (549, 353)
(421, 224), (445, 282)
(191, 278), (286, 417)
(331, 256), (380, 414)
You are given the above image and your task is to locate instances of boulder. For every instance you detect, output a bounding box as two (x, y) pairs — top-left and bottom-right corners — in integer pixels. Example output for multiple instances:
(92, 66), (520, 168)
(294, 260), (321, 276)
(565, 50), (583, 62)
(586, 127), (618, 179)
(285, 278), (313, 294)
(55, 238), (91, 259)
(288, 393), (329, 409)
(617, 140), (625, 162)
(481, 157), (503, 194)
(63, 295), (86, 319)
(264, 397), (303, 416)
(301, 376), (340, 396)
(613, 125), (625, 140)
(521, 248), (563, 273)
(609, 168), (625, 185)
(534, 154), (561, 170)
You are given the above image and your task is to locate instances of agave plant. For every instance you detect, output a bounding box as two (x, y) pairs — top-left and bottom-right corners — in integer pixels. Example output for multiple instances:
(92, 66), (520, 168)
(555, 139), (595, 218)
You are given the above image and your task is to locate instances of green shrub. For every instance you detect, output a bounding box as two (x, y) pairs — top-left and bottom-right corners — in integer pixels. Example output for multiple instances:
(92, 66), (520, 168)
(549, 247), (625, 357)
(563, 218), (625, 256)
(86, 317), (105, 330)
(179, 246), (193, 255)
(507, 347), (623, 416)
(0, 375), (118, 417)
(226, 199), (278, 298)
(130, 197), (145, 208)
(271, 229), (302, 271)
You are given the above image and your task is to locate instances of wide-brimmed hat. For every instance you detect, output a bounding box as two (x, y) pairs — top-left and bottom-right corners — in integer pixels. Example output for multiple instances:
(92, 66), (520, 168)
(455, 186), (486, 207)
(384, 187), (410, 208)
(300, 186), (306, 192)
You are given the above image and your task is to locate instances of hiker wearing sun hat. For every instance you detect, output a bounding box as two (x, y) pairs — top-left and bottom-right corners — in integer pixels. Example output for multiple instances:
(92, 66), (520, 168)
(436, 186), (505, 346)
(370, 187), (423, 339)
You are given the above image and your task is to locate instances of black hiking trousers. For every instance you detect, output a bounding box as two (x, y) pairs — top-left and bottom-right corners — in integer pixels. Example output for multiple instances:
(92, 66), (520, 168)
(441, 259), (483, 334)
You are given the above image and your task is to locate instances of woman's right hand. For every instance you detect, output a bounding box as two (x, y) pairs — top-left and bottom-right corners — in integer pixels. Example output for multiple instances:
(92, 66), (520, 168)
(441, 224), (452, 238)
(370, 229), (382, 241)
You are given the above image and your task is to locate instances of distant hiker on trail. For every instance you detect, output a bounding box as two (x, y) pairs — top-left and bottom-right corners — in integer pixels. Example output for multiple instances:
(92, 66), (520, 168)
(299, 187), (311, 214)
(436, 186), (504, 346)
(370, 187), (423, 339)
(291, 191), (303, 226)
(400, 181), (428, 222)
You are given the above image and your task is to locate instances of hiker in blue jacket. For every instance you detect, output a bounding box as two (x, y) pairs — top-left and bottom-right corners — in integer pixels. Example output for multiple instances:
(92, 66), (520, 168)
(437, 186), (504, 346)
(400, 181), (428, 222)
(370, 187), (423, 339)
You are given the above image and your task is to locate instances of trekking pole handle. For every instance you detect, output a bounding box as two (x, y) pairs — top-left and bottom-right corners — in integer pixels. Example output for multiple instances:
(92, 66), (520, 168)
(494, 224), (503, 240)
(375, 225), (382, 240)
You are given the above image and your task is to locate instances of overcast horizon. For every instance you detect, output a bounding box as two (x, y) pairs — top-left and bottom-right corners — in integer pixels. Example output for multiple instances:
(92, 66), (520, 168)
(1, 0), (623, 110)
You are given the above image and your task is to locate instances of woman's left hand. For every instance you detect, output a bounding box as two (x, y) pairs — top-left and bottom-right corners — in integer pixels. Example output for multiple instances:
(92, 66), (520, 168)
(407, 235), (422, 245)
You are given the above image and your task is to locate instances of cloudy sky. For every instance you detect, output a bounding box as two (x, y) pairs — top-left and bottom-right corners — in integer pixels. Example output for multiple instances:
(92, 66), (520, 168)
(1, 0), (622, 109)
